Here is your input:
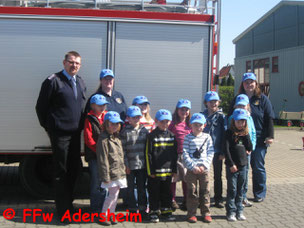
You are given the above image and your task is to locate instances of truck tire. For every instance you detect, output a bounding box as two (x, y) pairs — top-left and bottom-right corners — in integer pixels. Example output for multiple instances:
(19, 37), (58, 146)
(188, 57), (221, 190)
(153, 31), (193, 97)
(19, 155), (54, 198)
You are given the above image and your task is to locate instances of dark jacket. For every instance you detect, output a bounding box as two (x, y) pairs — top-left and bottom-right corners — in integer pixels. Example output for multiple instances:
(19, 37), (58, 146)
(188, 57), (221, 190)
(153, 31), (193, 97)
(36, 71), (86, 132)
(145, 127), (178, 179)
(84, 114), (102, 162)
(224, 129), (253, 168)
(202, 109), (226, 155)
(96, 131), (126, 183)
(85, 88), (127, 121)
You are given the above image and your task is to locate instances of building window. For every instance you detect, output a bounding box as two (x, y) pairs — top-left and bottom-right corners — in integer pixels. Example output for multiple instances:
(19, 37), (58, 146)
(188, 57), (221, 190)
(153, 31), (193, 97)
(253, 58), (270, 84)
(246, 61), (252, 72)
(272, 56), (279, 73)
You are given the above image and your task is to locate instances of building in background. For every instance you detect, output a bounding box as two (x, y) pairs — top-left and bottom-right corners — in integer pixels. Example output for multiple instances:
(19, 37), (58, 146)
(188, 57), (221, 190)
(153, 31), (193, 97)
(233, 0), (304, 117)
(219, 64), (235, 84)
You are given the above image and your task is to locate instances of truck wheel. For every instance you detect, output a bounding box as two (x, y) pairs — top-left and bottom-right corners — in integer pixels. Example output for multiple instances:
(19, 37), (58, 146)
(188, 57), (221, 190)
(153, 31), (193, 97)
(19, 155), (54, 198)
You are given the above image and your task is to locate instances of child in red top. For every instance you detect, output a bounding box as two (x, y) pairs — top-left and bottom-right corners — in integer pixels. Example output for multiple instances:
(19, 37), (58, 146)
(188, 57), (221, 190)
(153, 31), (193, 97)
(84, 94), (109, 213)
(168, 99), (192, 211)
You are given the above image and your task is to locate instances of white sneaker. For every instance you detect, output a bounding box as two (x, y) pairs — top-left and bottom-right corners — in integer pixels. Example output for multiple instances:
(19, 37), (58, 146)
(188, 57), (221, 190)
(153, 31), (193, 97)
(237, 213), (246, 221)
(227, 214), (237, 222)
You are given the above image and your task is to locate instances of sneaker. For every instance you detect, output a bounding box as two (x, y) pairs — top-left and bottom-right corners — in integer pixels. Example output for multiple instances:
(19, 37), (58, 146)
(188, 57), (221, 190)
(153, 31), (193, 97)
(149, 214), (159, 223)
(180, 201), (187, 211)
(161, 213), (176, 221)
(227, 214), (237, 222)
(97, 220), (111, 226)
(187, 216), (197, 223)
(243, 199), (253, 207)
(253, 197), (264, 203)
(214, 201), (225, 208)
(203, 215), (212, 223)
(237, 213), (246, 221)
(171, 200), (179, 210)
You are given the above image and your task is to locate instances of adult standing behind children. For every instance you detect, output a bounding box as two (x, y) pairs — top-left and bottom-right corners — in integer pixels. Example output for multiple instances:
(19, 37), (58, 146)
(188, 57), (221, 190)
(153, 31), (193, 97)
(36, 51), (86, 221)
(182, 113), (214, 224)
(228, 73), (275, 203)
(201, 91), (226, 209)
(85, 69), (127, 121)
(84, 94), (109, 214)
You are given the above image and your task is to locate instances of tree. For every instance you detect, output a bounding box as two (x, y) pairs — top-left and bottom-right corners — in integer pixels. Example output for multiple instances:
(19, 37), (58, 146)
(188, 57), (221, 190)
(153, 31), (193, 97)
(227, 73), (234, 86)
(220, 77), (227, 86)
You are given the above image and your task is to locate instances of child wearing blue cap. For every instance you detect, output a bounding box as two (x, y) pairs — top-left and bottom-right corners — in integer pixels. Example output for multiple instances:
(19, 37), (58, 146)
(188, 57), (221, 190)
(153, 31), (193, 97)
(120, 106), (149, 217)
(145, 109), (178, 223)
(84, 94), (109, 214)
(201, 91), (226, 209)
(96, 111), (126, 225)
(132, 95), (155, 132)
(168, 99), (192, 210)
(228, 94), (256, 207)
(182, 113), (215, 223)
(224, 109), (253, 222)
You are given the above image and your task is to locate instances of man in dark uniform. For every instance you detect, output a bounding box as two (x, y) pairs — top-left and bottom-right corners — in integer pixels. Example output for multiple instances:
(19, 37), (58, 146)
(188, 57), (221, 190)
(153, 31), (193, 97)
(36, 51), (86, 221)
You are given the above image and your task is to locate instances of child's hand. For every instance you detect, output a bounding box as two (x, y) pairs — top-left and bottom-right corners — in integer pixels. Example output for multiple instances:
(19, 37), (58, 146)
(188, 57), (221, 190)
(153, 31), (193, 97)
(230, 165), (238, 173)
(246, 150), (252, 155)
(193, 167), (201, 174)
(149, 174), (156, 178)
(126, 167), (130, 175)
(199, 166), (205, 173)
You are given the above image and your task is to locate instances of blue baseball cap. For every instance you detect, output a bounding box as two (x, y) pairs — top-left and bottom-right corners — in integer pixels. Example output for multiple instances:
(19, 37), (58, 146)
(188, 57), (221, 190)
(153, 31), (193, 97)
(90, 94), (109, 106)
(232, 108), (248, 120)
(104, 111), (123, 123)
(204, 91), (220, 102)
(242, 72), (256, 82)
(235, 94), (249, 106)
(100, 69), (114, 79)
(176, 99), (191, 109)
(132, 96), (150, 105)
(190, 113), (206, 125)
(127, 106), (142, 117)
(155, 109), (172, 121)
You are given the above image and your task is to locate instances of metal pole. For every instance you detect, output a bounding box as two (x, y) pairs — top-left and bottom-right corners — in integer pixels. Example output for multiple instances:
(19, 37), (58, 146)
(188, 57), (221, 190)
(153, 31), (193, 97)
(216, 0), (221, 77)
(94, 0), (98, 9)
(46, 0), (50, 8)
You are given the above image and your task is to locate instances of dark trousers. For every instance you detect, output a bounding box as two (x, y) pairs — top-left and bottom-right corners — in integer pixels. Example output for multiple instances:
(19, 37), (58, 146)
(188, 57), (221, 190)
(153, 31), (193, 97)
(148, 176), (172, 214)
(213, 153), (223, 203)
(126, 169), (147, 211)
(49, 130), (81, 218)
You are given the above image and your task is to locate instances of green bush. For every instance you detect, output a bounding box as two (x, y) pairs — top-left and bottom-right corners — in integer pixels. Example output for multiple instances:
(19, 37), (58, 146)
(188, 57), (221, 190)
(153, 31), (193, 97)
(218, 86), (234, 114)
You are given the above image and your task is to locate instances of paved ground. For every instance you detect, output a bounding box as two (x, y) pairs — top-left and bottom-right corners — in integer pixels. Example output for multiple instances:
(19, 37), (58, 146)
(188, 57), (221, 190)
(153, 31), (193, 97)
(0, 129), (304, 227)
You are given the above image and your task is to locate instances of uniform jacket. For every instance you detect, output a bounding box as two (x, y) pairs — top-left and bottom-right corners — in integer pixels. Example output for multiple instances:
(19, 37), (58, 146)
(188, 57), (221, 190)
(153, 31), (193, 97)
(145, 127), (178, 178)
(36, 70), (86, 132)
(96, 131), (126, 183)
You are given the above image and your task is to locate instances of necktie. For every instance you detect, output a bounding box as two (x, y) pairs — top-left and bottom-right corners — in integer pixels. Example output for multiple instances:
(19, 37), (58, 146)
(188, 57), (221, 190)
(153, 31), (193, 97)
(71, 77), (77, 99)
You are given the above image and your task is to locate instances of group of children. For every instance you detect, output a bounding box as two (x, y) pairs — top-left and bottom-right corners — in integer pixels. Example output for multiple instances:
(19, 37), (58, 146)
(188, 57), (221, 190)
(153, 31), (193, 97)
(84, 90), (256, 225)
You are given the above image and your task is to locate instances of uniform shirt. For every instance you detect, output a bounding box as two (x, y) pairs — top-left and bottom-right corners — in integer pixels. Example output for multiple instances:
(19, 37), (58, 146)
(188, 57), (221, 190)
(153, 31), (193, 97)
(85, 88), (127, 121)
(182, 132), (214, 171)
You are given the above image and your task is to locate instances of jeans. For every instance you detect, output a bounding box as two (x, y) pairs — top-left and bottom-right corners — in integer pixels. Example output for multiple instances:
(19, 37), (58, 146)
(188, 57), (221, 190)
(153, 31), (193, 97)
(213, 153), (223, 203)
(88, 159), (107, 213)
(251, 145), (267, 199)
(243, 154), (251, 200)
(126, 169), (147, 211)
(226, 166), (246, 216)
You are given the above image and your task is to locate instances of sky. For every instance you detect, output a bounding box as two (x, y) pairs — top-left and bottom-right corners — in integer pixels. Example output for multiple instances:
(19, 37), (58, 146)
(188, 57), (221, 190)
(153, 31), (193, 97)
(219, 0), (291, 68)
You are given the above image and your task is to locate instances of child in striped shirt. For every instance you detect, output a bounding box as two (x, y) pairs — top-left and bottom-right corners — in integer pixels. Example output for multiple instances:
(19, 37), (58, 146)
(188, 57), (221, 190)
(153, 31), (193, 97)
(182, 113), (215, 224)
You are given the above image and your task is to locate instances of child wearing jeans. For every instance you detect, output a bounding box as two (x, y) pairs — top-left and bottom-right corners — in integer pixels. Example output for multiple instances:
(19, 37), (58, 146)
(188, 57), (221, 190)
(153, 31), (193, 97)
(96, 111), (126, 226)
(121, 106), (149, 216)
(228, 94), (256, 207)
(225, 109), (253, 222)
(84, 94), (109, 213)
(183, 113), (214, 223)
(169, 99), (192, 210)
(201, 91), (226, 208)
(145, 109), (178, 223)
